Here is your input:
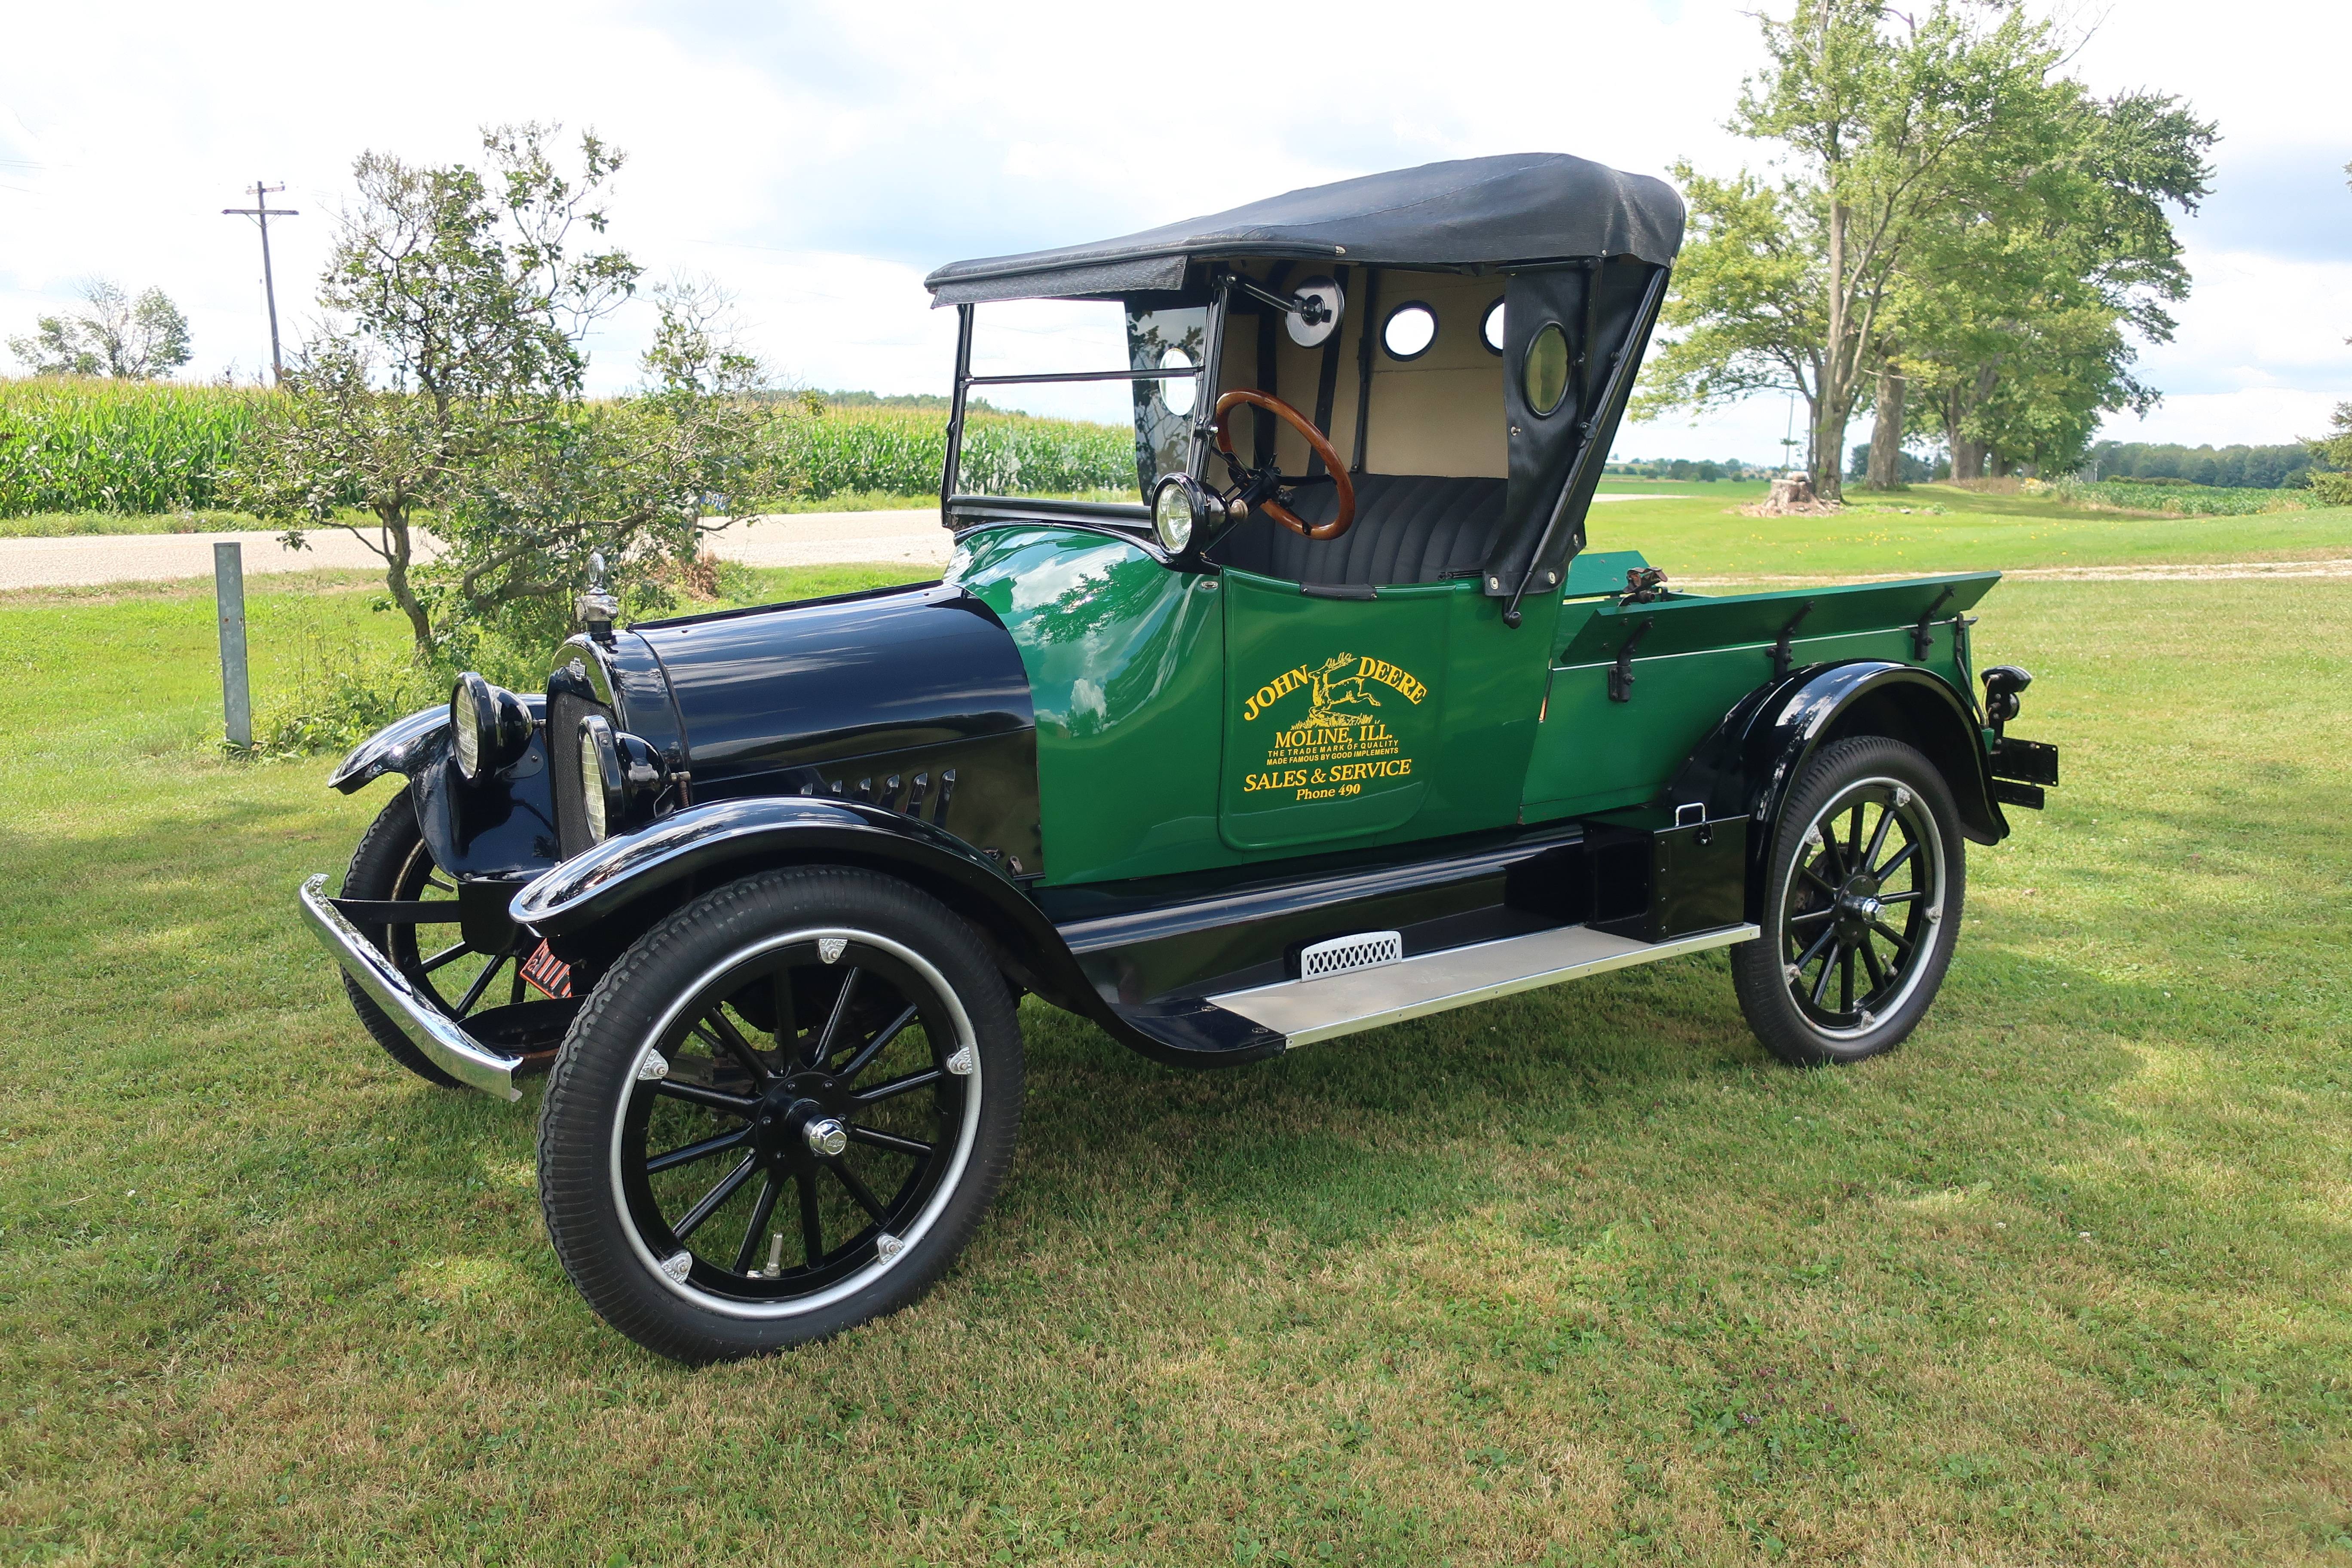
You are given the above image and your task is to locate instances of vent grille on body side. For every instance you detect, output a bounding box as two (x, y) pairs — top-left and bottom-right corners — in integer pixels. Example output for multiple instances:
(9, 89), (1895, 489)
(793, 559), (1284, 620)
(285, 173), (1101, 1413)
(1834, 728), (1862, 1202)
(1297, 931), (1403, 981)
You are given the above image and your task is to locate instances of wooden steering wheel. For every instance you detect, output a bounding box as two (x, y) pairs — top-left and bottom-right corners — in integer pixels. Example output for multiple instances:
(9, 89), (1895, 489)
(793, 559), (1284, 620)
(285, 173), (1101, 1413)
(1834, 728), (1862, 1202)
(1212, 389), (1358, 541)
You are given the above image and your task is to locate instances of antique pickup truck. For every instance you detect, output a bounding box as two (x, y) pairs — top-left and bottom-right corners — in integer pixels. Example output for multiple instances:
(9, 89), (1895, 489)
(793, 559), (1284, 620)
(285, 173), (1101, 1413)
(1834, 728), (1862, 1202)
(300, 153), (2056, 1362)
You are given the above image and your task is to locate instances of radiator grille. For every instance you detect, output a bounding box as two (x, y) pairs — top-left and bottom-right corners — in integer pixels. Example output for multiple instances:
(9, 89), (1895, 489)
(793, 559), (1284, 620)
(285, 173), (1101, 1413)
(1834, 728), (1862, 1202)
(548, 688), (613, 859)
(1298, 931), (1403, 982)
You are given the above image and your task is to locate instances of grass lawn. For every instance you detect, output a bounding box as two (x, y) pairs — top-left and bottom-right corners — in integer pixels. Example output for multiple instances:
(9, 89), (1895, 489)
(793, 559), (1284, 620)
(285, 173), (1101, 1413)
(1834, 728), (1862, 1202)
(3, 543), (2350, 1563)
(1592, 485), (2351, 580)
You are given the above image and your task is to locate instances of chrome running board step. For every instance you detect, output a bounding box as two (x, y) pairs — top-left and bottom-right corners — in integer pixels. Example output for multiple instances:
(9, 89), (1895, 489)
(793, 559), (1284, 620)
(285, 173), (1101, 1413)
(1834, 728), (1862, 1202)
(1207, 920), (1757, 1050)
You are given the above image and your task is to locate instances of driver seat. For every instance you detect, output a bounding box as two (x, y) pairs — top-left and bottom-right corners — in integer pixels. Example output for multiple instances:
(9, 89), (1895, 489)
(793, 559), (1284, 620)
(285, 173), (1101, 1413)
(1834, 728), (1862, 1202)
(1212, 473), (1504, 588)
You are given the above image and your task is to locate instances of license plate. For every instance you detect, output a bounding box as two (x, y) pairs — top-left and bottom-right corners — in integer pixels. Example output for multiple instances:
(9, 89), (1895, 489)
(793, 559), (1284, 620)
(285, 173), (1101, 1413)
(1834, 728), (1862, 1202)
(520, 941), (573, 999)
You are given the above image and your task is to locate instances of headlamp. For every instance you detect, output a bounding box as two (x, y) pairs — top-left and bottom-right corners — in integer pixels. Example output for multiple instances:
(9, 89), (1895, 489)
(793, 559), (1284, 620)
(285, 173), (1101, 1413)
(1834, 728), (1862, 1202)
(449, 673), (533, 782)
(576, 713), (668, 845)
(1151, 473), (1222, 555)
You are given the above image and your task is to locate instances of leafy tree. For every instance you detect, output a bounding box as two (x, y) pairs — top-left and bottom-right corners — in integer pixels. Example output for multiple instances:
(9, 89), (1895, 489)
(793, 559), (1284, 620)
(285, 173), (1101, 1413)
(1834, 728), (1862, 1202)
(9, 279), (192, 378)
(228, 126), (784, 666)
(1637, 0), (2064, 499)
(1897, 87), (2211, 477)
(2307, 405), (2352, 506)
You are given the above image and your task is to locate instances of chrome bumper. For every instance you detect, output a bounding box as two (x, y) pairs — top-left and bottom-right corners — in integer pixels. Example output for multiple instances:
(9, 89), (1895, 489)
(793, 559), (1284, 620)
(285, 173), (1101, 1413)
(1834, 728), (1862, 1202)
(298, 874), (523, 1101)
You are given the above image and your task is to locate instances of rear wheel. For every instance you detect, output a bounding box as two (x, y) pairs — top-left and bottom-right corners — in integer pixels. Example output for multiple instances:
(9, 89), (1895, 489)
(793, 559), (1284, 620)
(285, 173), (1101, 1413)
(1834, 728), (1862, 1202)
(1731, 736), (1966, 1066)
(536, 867), (1022, 1363)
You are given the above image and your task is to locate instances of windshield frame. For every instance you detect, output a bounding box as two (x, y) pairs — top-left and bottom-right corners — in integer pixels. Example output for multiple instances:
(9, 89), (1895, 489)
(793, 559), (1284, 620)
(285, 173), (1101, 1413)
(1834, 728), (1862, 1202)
(939, 278), (1232, 527)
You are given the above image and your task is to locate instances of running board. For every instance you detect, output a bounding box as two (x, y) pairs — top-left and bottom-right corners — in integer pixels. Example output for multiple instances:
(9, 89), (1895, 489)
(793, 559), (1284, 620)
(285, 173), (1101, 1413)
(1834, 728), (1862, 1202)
(1206, 921), (1756, 1050)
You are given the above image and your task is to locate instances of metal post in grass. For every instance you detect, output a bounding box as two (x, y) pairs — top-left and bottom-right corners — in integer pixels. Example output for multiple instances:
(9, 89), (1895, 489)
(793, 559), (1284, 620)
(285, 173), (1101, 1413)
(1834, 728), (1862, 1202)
(214, 542), (251, 753)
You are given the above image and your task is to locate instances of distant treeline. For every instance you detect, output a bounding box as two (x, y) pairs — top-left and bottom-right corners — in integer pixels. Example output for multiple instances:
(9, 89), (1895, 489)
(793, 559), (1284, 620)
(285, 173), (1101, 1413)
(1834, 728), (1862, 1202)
(2086, 441), (2313, 489)
(1605, 458), (1774, 482)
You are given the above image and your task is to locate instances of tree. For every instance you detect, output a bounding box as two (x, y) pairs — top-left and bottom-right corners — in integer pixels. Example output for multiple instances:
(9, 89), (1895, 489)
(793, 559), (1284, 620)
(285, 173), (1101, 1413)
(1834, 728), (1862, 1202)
(1638, 1), (2066, 500)
(9, 278), (192, 378)
(1896, 86), (2211, 477)
(230, 124), (679, 662)
(2307, 405), (2352, 506)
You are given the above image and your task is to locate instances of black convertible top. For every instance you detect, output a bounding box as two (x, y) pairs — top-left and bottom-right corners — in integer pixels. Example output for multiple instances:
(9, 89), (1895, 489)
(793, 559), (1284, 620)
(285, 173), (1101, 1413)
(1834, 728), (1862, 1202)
(924, 153), (1684, 306)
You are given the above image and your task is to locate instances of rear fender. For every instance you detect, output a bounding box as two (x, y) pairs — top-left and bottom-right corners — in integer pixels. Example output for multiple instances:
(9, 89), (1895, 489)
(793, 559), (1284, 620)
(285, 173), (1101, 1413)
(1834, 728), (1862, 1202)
(1666, 661), (2006, 921)
(508, 796), (1104, 1020)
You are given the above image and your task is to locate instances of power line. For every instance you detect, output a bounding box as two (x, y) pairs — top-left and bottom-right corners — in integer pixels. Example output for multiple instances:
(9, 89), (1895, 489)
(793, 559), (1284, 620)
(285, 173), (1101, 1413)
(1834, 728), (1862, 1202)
(221, 180), (297, 381)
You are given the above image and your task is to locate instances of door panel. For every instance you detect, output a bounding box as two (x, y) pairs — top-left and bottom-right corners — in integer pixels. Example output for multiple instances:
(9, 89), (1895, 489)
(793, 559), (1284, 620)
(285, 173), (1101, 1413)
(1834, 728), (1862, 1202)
(1219, 571), (1453, 851)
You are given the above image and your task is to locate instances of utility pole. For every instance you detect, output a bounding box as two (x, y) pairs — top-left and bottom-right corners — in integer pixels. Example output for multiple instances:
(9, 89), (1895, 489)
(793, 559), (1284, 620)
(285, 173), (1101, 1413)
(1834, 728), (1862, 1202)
(222, 181), (297, 381)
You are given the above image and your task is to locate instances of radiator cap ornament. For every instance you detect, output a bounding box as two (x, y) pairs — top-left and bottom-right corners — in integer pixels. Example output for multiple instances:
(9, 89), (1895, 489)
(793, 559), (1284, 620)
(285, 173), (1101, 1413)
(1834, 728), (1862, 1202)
(577, 550), (619, 641)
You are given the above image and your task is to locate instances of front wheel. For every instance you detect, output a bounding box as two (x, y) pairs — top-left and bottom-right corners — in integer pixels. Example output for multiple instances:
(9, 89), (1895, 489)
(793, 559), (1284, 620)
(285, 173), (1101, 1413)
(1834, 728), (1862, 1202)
(536, 867), (1022, 1363)
(1731, 736), (1966, 1066)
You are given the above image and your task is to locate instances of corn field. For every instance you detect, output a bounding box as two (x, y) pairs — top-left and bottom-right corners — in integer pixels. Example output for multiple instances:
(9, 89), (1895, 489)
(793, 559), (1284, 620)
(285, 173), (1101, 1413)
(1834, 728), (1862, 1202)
(0, 377), (264, 516)
(0, 377), (1137, 517)
(778, 407), (1135, 500)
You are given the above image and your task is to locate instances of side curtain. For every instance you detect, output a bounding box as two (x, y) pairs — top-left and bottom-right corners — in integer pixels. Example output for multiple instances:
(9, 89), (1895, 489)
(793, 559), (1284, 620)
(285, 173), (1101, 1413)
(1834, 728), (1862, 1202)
(1484, 256), (1665, 601)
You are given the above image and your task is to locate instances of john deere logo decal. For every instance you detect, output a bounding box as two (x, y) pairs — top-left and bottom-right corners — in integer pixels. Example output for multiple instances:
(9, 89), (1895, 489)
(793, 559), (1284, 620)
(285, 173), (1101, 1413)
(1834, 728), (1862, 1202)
(1240, 652), (1425, 801)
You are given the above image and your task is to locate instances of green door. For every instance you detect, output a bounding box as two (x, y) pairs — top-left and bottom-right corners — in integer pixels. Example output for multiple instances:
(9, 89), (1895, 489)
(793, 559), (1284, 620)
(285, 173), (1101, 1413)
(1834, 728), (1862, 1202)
(1217, 569), (1457, 851)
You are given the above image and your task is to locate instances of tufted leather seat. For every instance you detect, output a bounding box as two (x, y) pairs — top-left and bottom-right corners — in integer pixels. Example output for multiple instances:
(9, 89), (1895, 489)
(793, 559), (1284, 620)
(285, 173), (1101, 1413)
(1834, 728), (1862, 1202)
(1213, 473), (1504, 587)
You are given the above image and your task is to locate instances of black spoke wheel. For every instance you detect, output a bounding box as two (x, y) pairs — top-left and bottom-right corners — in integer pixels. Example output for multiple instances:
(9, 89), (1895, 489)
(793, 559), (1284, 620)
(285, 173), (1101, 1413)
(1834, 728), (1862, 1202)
(538, 867), (1022, 1363)
(1731, 736), (1966, 1066)
(338, 791), (521, 1088)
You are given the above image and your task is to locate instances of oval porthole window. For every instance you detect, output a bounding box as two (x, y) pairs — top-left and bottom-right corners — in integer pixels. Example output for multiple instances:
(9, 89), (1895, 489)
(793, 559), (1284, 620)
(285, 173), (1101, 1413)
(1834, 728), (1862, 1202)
(1159, 348), (1197, 416)
(1381, 302), (1437, 361)
(1523, 322), (1570, 416)
(1480, 297), (1506, 355)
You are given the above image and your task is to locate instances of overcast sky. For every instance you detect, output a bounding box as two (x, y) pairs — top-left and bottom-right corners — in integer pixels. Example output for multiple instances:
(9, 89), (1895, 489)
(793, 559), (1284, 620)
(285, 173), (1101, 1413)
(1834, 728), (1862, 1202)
(4, 0), (2345, 466)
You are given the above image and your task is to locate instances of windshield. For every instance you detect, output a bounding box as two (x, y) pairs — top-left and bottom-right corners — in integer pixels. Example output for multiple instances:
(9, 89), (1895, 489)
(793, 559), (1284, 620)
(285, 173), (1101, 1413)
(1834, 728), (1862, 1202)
(952, 298), (1211, 505)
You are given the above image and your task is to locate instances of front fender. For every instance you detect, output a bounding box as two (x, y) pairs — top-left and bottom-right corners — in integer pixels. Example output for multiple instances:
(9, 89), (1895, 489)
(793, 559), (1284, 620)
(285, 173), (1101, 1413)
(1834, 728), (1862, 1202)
(508, 796), (1101, 1018)
(1669, 660), (2006, 872)
(328, 696), (563, 880)
(327, 705), (450, 793)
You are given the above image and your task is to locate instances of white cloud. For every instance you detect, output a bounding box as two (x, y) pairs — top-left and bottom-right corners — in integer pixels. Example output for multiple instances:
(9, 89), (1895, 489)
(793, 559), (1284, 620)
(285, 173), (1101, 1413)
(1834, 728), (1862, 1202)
(1, 0), (2341, 459)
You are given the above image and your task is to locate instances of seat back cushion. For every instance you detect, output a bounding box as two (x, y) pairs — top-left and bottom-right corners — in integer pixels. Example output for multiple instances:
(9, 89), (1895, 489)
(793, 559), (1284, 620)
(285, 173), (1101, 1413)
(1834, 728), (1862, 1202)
(1213, 473), (1505, 587)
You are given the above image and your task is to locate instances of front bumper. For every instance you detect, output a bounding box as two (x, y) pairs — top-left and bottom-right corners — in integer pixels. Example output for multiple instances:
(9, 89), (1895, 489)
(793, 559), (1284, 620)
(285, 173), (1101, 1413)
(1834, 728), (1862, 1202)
(298, 874), (524, 1100)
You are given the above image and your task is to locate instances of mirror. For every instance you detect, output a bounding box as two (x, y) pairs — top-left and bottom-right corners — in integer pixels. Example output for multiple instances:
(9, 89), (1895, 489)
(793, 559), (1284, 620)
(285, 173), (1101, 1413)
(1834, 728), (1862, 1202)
(1159, 348), (1196, 416)
(1480, 297), (1505, 355)
(1381, 303), (1437, 361)
(1523, 322), (1570, 416)
(1286, 275), (1344, 347)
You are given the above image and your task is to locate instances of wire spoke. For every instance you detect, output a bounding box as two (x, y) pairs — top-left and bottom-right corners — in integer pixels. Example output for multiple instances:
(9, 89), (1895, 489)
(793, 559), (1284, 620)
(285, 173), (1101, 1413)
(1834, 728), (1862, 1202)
(797, 1167), (824, 1266)
(1869, 918), (1916, 957)
(853, 1067), (942, 1106)
(847, 1124), (933, 1158)
(1846, 805), (1865, 865)
(1839, 948), (1856, 1014)
(1788, 907), (1836, 926)
(772, 968), (799, 1057)
(1877, 888), (1924, 904)
(830, 1160), (889, 1222)
(653, 1079), (762, 1117)
(673, 1153), (760, 1241)
(814, 967), (864, 1065)
(1793, 921), (1840, 972)
(453, 954), (505, 1016)
(701, 1008), (772, 1086)
(1800, 867), (1841, 899)
(836, 1004), (919, 1084)
(1861, 805), (1896, 876)
(646, 1124), (753, 1174)
(1857, 934), (1889, 992)
(733, 1175), (784, 1274)
(420, 941), (472, 974)
(425, 876), (455, 894)
(1877, 841), (1918, 880)
(1810, 949), (1840, 1007)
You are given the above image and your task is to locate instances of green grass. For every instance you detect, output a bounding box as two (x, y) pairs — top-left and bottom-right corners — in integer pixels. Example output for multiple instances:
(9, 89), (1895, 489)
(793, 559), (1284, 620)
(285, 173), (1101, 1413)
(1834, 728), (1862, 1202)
(1593, 484), (2352, 579)
(3, 530), (2350, 1561)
